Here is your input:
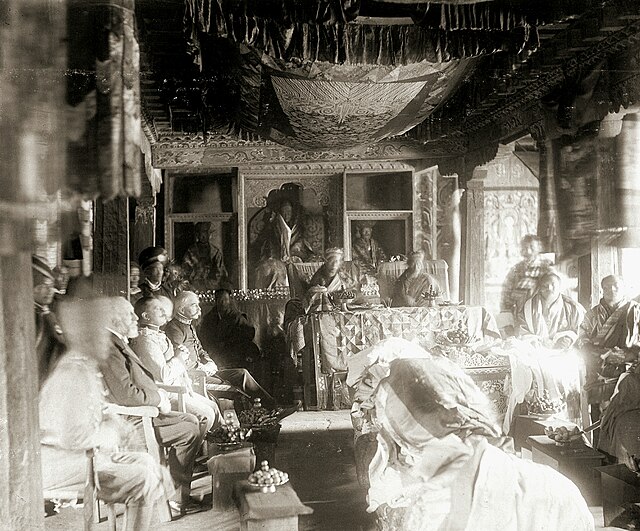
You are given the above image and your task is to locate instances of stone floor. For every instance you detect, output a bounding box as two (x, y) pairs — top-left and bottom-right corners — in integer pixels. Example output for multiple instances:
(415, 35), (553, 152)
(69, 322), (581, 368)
(45, 411), (620, 530)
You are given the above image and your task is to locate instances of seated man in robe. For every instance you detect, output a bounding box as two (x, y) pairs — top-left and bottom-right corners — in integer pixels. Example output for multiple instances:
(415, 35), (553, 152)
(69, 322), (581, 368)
(367, 357), (593, 531)
(181, 222), (227, 290)
(306, 248), (355, 311)
(515, 272), (585, 349)
(138, 246), (174, 300)
(351, 221), (387, 275)
(40, 298), (173, 530)
(500, 234), (554, 318)
(578, 275), (640, 424)
(199, 288), (260, 371)
(100, 297), (205, 516)
(164, 291), (281, 409)
(130, 296), (220, 434)
(391, 250), (440, 307)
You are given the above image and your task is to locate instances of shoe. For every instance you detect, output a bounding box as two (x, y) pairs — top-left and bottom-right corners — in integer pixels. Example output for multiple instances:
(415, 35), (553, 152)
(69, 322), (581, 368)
(169, 498), (209, 518)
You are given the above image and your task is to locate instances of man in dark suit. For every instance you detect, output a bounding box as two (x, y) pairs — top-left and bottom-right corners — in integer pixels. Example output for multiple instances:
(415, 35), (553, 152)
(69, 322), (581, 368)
(100, 296), (205, 516)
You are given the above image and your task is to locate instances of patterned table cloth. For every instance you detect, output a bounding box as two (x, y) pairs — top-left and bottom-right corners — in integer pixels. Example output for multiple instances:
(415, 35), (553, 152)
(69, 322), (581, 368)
(289, 305), (509, 411)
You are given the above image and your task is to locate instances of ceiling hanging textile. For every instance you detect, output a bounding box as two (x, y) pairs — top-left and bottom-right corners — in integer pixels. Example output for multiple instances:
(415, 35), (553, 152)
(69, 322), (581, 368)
(66, 0), (141, 200)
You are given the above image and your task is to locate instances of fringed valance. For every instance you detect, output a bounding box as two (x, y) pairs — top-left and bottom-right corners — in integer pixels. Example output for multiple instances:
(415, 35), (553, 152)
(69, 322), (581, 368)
(66, 0), (141, 201)
(184, 0), (539, 68)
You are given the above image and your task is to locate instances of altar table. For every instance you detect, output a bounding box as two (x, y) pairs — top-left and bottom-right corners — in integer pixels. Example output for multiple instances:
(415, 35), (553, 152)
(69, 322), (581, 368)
(288, 305), (508, 410)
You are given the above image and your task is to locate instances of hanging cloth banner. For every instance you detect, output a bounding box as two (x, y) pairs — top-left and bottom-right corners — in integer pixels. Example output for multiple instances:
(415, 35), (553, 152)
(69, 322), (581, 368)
(66, 0), (141, 200)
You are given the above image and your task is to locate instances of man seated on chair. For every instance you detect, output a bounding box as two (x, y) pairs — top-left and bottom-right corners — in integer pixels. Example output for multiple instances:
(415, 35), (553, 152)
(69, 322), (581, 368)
(130, 296), (221, 434)
(515, 272), (585, 350)
(165, 291), (288, 411)
(100, 296), (206, 516)
(41, 298), (173, 531)
(578, 275), (640, 425)
(199, 288), (260, 371)
(391, 250), (440, 307)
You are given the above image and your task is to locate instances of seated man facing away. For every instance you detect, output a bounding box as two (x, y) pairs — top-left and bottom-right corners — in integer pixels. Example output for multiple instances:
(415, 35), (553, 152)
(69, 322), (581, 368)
(199, 288), (260, 370)
(40, 298), (172, 531)
(100, 297), (205, 517)
(130, 296), (220, 434)
(391, 250), (440, 307)
(165, 291), (283, 410)
(367, 357), (594, 531)
(515, 272), (585, 349)
(578, 275), (640, 424)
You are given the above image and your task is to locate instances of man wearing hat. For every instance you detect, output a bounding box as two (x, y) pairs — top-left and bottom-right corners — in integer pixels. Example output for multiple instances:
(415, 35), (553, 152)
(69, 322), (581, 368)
(33, 255), (65, 385)
(308, 248), (354, 294)
(391, 250), (440, 307)
(352, 220), (387, 274)
(138, 246), (173, 300)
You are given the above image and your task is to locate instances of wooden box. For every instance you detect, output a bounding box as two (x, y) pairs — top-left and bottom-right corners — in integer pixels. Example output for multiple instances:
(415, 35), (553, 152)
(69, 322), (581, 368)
(598, 464), (640, 527)
(234, 480), (313, 531)
(528, 435), (605, 505)
(207, 443), (255, 511)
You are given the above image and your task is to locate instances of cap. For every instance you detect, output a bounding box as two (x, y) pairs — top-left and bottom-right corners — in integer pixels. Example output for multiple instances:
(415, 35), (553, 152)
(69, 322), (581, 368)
(138, 246), (168, 271)
(32, 255), (54, 285)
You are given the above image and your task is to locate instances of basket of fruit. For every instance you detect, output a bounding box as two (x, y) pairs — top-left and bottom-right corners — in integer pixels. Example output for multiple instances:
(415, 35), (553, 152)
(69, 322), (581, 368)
(525, 389), (563, 418)
(207, 417), (252, 450)
(247, 460), (289, 493)
(435, 321), (476, 347)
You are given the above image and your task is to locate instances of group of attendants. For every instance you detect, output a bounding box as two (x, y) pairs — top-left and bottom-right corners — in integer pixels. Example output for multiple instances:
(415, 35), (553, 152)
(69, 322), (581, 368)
(499, 235), (640, 463)
(34, 247), (297, 530)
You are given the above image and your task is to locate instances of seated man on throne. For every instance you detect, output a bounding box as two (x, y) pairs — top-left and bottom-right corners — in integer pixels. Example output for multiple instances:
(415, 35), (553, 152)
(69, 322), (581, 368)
(515, 272), (585, 350)
(305, 248), (355, 311)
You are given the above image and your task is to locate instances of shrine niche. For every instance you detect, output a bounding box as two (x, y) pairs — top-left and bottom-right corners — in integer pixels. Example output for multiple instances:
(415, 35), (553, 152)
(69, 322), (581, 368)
(165, 171), (238, 288)
(246, 180), (338, 289)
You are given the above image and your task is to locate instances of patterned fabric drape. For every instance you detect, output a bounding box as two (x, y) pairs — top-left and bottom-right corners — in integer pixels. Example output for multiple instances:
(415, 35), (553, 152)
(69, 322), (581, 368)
(66, 0), (141, 200)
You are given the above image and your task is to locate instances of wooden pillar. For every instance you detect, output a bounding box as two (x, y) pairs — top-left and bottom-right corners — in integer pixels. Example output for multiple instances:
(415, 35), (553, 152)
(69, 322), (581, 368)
(589, 113), (623, 307)
(93, 198), (130, 296)
(464, 169), (487, 306)
(0, 0), (66, 528)
(616, 113), (640, 248)
(130, 176), (156, 262)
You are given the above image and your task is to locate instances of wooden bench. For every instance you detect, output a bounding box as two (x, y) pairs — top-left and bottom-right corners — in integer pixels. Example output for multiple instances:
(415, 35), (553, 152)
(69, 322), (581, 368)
(528, 435), (605, 505)
(207, 443), (256, 511)
(234, 480), (312, 531)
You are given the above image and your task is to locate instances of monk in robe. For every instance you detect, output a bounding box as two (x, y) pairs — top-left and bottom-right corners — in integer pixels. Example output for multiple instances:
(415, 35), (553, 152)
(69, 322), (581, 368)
(182, 222), (227, 290)
(352, 221), (387, 275)
(391, 251), (440, 307)
(515, 272), (585, 349)
(308, 248), (354, 293)
(578, 275), (640, 424)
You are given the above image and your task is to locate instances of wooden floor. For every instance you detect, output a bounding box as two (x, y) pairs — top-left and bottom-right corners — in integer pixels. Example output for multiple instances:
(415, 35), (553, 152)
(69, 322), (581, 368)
(45, 411), (620, 530)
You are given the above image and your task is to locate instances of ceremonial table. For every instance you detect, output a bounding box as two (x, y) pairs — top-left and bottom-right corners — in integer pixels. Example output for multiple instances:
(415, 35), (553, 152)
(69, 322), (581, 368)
(288, 305), (508, 410)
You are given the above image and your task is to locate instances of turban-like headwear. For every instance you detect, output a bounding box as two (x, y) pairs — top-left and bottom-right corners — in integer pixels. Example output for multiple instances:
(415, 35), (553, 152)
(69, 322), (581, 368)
(324, 247), (344, 260)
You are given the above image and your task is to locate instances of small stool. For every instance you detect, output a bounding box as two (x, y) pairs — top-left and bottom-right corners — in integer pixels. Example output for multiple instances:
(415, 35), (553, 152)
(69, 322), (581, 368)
(528, 435), (605, 505)
(597, 464), (640, 527)
(207, 443), (256, 511)
(234, 480), (313, 530)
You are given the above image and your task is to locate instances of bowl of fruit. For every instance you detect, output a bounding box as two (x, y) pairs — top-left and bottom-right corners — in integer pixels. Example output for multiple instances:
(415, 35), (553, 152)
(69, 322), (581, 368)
(331, 289), (357, 311)
(544, 425), (584, 446)
(248, 460), (289, 493)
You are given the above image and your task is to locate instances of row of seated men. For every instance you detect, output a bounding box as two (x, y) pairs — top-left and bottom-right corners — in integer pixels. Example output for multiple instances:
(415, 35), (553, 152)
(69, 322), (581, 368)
(33, 255), (298, 528)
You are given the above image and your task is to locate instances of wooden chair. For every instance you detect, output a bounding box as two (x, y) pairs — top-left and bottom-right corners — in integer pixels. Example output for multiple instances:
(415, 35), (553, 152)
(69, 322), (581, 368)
(43, 449), (116, 531)
(104, 404), (173, 524)
(157, 383), (188, 413)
